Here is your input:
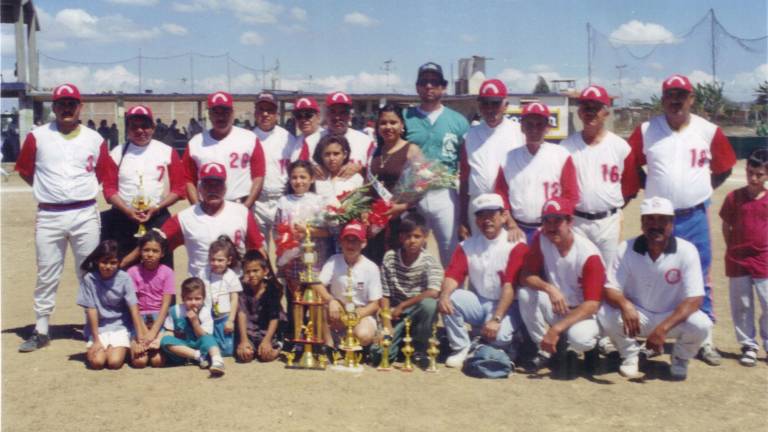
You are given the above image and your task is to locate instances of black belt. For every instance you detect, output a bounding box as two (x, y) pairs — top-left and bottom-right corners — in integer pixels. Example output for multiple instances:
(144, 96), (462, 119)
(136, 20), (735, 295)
(574, 208), (618, 221)
(674, 202), (706, 217)
(38, 199), (96, 211)
(514, 219), (541, 229)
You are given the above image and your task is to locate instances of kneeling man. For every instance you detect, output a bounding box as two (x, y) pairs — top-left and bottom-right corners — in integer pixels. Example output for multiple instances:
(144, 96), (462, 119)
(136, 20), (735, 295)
(599, 196), (712, 380)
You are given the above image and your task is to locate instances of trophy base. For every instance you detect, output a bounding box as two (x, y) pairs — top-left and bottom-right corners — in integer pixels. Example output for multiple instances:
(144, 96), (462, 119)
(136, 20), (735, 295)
(398, 365), (415, 373)
(376, 366), (393, 372)
(285, 365), (326, 371)
(425, 368), (439, 373)
(330, 364), (364, 373)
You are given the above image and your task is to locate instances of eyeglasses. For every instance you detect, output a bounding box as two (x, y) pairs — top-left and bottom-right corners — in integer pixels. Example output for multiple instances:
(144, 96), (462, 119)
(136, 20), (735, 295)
(128, 122), (154, 131)
(417, 78), (444, 87)
(54, 100), (80, 109)
(257, 108), (277, 115)
(294, 111), (316, 120)
(479, 100), (503, 108)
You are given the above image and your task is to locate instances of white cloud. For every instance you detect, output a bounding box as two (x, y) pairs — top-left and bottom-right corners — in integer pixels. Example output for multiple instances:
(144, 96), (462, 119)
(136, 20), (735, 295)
(240, 31), (265, 46)
(687, 69), (715, 85)
(105, 0), (159, 5)
(530, 64), (552, 73)
(32, 7), (163, 47)
(460, 34), (477, 43)
(172, 0), (282, 23)
(497, 67), (564, 93)
(344, 12), (377, 27)
(648, 62), (665, 71)
(38, 65), (142, 93)
(609, 20), (679, 45)
(162, 23), (188, 36)
(1, 31), (16, 56)
(724, 64), (768, 101)
(291, 7), (307, 21)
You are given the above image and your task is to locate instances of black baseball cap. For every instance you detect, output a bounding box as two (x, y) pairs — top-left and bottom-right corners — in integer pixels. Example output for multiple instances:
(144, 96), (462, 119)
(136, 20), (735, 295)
(417, 62), (447, 84)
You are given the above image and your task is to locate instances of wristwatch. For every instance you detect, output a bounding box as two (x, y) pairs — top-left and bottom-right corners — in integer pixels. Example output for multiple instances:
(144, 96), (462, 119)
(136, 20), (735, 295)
(492, 315), (502, 323)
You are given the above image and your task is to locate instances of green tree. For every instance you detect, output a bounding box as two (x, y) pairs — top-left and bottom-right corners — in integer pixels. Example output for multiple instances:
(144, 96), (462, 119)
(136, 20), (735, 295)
(532, 76), (550, 94)
(693, 81), (727, 121)
(755, 80), (768, 106)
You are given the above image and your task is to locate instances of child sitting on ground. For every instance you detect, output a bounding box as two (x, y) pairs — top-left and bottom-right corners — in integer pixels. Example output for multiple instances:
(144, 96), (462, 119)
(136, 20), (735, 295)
(160, 277), (226, 377)
(235, 251), (283, 363)
(77, 240), (144, 370)
(372, 211), (444, 365)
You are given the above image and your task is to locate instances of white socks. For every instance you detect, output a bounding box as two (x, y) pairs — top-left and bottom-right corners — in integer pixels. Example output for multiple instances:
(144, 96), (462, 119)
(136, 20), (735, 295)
(35, 316), (50, 335)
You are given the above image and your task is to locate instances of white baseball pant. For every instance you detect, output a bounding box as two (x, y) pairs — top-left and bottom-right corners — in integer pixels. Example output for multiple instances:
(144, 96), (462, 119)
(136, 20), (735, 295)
(573, 210), (621, 269)
(417, 187), (459, 268)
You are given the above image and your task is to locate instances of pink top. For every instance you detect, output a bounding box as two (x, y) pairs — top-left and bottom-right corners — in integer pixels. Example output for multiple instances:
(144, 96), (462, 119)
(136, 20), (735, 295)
(127, 264), (176, 314)
(719, 187), (768, 278)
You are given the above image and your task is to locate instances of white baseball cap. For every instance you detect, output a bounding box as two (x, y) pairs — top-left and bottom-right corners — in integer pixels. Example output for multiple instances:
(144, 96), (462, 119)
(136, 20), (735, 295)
(640, 196), (675, 216)
(472, 193), (505, 214)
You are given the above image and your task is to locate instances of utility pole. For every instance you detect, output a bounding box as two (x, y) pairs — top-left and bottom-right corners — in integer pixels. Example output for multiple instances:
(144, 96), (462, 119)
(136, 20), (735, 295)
(587, 23), (592, 84)
(190, 54), (195, 93)
(226, 52), (231, 92)
(616, 64), (626, 107)
(138, 48), (142, 93)
(381, 59), (394, 92)
(710, 8), (717, 82)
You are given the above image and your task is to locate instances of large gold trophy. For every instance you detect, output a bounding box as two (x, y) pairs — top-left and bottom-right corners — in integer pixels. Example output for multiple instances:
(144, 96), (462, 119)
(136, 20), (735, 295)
(287, 225), (326, 370)
(332, 267), (364, 372)
(131, 173), (152, 238)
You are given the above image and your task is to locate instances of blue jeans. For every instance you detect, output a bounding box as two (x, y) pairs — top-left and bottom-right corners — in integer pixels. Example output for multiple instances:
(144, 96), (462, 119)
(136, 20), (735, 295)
(674, 201), (715, 321)
(443, 289), (520, 352)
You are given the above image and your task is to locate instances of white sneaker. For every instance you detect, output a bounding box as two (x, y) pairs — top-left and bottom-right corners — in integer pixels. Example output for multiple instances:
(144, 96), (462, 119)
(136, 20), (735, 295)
(209, 359), (226, 377)
(669, 356), (688, 381)
(445, 346), (470, 368)
(619, 356), (643, 379)
(598, 337), (617, 355)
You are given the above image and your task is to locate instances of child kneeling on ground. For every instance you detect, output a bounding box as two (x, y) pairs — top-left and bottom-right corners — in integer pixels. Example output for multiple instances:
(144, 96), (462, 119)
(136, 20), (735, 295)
(235, 251), (283, 363)
(160, 277), (226, 377)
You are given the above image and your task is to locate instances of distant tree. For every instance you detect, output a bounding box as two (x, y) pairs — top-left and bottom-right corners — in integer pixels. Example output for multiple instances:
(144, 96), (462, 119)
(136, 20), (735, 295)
(756, 80), (768, 106)
(532, 76), (550, 94)
(693, 81), (727, 121)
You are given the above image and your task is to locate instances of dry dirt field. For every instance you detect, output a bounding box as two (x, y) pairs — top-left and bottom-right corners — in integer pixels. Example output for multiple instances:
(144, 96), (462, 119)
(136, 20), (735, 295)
(1, 161), (766, 432)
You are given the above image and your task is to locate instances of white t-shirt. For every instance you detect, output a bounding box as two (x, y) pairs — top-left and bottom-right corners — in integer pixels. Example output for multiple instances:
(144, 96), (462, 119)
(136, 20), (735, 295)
(164, 304), (214, 335)
(607, 236), (704, 314)
(199, 267), (243, 317)
(275, 193), (325, 226)
(562, 131), (631, 212)
(319, 254), (383, 307)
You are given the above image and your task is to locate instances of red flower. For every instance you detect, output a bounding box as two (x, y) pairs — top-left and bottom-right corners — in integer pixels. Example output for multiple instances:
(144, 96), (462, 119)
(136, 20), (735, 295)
(275, 222), (299, 257)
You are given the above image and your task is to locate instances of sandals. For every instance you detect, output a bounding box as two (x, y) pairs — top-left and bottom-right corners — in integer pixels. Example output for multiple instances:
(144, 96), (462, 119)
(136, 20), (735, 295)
(739, 346), (758, 367)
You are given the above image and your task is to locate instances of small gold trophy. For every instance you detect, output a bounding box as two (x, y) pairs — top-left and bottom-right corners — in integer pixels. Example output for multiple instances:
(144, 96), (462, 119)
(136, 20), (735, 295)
(400, 318), (414, 372)
(377, 308), (393, 371)
(287, 224), (326, 370)
(334, 267), (363, 372)
(131, 173), (152, 238)
(426, 323), (440, 373)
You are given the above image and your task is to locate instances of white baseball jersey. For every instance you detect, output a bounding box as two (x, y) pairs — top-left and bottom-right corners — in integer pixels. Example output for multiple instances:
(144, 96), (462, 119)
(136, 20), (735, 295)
(163, 201), (264, 276)
(629, 114), (735, 209)
(319, 254), (383, 307)
(607, 236), (704, 314)
(460, 117), (524, 199)
(15, 123), (116, 204)
(444, 231), (528, 300)
(108, 139), (185, 206)
(315, 174), (364, 205)
(183, 126), (265, 201)
(562, 131), (638, 213)
(523, 231), (605, 307)
(290, 129), (323, 162)
(275, 193), (325, 226)
(254, 124), (294, 198)
(496, 143), (579, 224)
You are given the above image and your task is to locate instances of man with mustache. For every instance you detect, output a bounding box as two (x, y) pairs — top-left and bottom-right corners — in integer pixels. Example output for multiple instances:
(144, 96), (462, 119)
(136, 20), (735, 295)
(15, 83), (119, 352)
(599, 197), (712, 381)
(322, 92), (376, 177)
(628, 74), (736, 366)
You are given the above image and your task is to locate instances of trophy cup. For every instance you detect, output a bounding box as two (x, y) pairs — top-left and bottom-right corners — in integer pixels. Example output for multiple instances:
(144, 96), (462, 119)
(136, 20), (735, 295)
(400, 318), (414, 372)
(286, 224), (326, 370)
(131, 173), (152, 238)
(377, 308), (393, 371)
(333, 267), (364, 372)
(425, 323), (440, 373)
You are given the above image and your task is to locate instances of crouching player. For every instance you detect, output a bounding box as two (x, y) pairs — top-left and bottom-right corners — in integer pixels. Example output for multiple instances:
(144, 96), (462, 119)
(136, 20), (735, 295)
(599, 197), (712, 381)
(438, 193), (528, 368)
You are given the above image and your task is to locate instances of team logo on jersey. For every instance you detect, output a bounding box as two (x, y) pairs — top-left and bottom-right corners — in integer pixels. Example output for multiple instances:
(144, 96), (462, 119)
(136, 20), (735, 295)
(664, 268), (682, 284)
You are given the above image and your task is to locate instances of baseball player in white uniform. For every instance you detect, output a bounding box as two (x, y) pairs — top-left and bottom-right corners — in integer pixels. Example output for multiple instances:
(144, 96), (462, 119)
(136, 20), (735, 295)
(322, 91), (376, 174)
(101, 105), (186, 265)
(251, 91), (294, 247)
(562, 85), (639, 268)
(439, 193), (528, 368)
(15, 83), (119, 352)
(628, 74), (736, 365)
(290, 96), (323, 162)
(598, 197), (712, 381)
(458, 79), (524, 239)
(495, 102), (579, 244)
(183, 91), (266, 208)
(518, 197), (604, 375)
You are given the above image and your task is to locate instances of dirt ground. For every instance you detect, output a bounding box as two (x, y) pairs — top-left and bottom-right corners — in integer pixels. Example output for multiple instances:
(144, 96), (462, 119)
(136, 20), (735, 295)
(1, 161), (766, 432)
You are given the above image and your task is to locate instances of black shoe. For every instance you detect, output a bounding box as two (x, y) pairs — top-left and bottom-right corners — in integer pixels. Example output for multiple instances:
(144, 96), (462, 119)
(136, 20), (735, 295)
(412, 351), (429, 369)
(525, 353), (550, 373)
(552, 350), (579, 379)
(584, 348), (600, 375)
(19, 330), (50, 353)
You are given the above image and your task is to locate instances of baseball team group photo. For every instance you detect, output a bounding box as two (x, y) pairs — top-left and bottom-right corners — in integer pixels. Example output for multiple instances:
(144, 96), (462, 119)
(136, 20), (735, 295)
(1, 1), (767, 431)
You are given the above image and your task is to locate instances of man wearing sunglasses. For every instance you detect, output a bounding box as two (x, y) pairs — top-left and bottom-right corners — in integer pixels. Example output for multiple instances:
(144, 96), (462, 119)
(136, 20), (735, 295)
(15, 83), (119, 352)
(404, 62), (470, 267)
(322, 91), (376, 177)
(290, 96), (323, 163)
(458, 78), (524, 241)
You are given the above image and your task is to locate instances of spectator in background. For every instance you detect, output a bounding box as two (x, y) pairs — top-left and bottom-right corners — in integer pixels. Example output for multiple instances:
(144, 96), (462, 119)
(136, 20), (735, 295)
(98, 120), (111, 141)
(187, 118), (203, 139)
(109, 123), (119, 150)
(155, 118), (168, 142)
(87, 119), (96, 130)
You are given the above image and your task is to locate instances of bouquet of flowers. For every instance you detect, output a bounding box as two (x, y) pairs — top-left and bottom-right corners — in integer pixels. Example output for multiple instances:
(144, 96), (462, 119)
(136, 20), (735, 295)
(323, 184), (373, 227)
(367, 198), (393, 236)
(275, 221), (301, 267)
(392, 155), (458, 204)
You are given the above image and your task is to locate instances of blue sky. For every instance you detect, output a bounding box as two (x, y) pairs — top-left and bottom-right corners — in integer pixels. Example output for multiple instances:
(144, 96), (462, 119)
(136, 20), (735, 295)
(1, 0), (766, 103)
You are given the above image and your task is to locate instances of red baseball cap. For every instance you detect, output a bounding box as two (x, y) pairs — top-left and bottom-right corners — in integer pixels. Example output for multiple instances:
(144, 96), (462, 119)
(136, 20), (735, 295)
(340, 221), (366, 241)
(52, 83), (81, 102)
(199, 162), (227, 181)
(541, 197), (574, 218)
(125, 105), (154, 122)
(521, 102), (550, 119)
(293, 96), (319, 112)
(256, 91), (278, 108)
(662, 74), (693, 93)
(326, 91), (352, 107)
(207, 91), (233, 109)
(478, 79), (508, 101)
(579, 85), (611, 106)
